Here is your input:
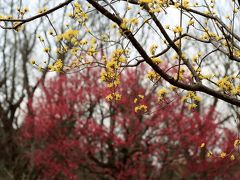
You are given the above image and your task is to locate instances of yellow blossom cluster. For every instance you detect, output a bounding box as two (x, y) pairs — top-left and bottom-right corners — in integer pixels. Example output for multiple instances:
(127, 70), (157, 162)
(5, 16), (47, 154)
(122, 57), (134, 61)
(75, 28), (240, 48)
(16, 7), (29, 16)
(191, 52), (202, 63)
(48, 24), (98, 71)
(133, 94), (144, 104)
(135, 105), (148, 113)
(188, 19), (195, 26)
(217, 77), (233, 92)
(173, 26), (183, 34)
(149, 44), (158, 56)
(48, 59), (63, 72)
(44, 47), (50, 53)
(157, 87), (168, 101)
(200, 30), (221, 41)
(87, 38), (97, 56)
(101, 49), (127, 88)
(147, 71), (161, 82)
(152, 57), (162, 64)
(38, 6), (48, 14)
(120, 18), (139, 31)
(138, 0), (153, 3)
(134, 95), (148, 113)
(207, 151), (213, 158)
(31, 59), (36, 65)
(30, 58), (63, 73)
(200, 143), (205, 148)
(234, 139), (240, 148)
(231, 84), (240, 95)
(182, 0), (190, 9)
(181, 91), (201, 102)
(202, 139), (240, 161)
(233, 49), (240, 58)
(70, 2), (88, 24)
(68, 58), (82, 69)
(101, 69), (120, 88)
(139, 0), (169, 13)
(56, 29), (79, 42)
(101, 49), (128, 103)
(181, 91), (201, 109)
(0, 15), (13, 20)
(139, 0), (169, 5)
(230, 155), (235, 161)
(105, 93), (121, 102)
(220, 152), (226, 158)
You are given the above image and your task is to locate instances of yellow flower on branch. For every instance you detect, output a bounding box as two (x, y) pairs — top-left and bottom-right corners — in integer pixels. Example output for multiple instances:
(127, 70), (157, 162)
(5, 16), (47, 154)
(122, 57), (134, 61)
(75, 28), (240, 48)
(230, 155), (235, 161)
(31, 59), (36, 65)
(207, 151), (213, 158)
(135, 104), (148, 113)
(234, 139), (240, 148)
(106, 94), (113, 101)
(44, 47), (50, 53)
(173, 26), (183, 34)
(220, 152), (226, 158)
(138, 0), (153, 3)
(200, 143), (205, 148)
(217, 77), (233, 92)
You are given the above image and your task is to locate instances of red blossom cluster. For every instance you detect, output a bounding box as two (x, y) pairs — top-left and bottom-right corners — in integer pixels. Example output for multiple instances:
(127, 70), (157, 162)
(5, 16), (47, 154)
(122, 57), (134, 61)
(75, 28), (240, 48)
(20, 68), (240, 179)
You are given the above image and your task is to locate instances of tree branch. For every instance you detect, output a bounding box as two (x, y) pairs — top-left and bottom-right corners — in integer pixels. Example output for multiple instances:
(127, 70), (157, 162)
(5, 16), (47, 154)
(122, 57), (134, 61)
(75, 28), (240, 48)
(0, 0), (74, 30)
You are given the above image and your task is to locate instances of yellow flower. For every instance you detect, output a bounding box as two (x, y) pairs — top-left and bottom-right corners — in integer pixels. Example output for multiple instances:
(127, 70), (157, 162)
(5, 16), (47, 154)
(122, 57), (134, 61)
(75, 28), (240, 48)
(106, 61), (119, 70)
(44, 47), (50, 53)
(188, 20), (195, 26)
(114, 93), (121, 101)
(31, 60), (36, 65)
(135, 105), (148, 113)
(23, 7), (29, 13)
(38, 65), (42, 71)
(165, 25), (170, 29)
(120, 21), (127, 29)
(147, 71), (160, 81)
(80, 39), (88, 45)
(152, 57), (162, 64)
(54, 59), (63, 72)
(62, 29), (79, 41)
(230, 155), (235, 161)
(220, 152), (226, 158)
(157, 88), (168, 96)
(48, 64), (55, 71)
(106, 94), (113, 101)
(134, 98), (138, 104)
(217, 77), (233, 91)
(48, 30), (54, 35)
(234, 139), (240, 148)
(193, 95), (201, 102)
(139, 0), (153, 3)
(200, 143), (205, 148)
(188, 103), (197, 110)
(173, 26), (183, 33)
(149, 44), (158, 55)
(183, 0), (189, 8)
(207, 151), (213, 158)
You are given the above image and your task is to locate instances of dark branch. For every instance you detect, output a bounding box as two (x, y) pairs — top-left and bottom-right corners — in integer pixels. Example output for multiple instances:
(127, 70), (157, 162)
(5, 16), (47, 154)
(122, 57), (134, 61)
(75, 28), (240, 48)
(0, 0), (74, 30)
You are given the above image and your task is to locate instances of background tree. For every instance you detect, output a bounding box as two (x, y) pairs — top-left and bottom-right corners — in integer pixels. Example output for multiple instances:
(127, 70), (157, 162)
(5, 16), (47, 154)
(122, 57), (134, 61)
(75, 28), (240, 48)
(0, 1), (47, 178)
(20, 67), (240, 179)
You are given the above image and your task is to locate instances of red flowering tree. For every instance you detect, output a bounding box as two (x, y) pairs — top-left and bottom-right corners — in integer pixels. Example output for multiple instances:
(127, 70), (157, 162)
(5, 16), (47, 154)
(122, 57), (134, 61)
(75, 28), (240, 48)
(20, 67), (240, 179)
